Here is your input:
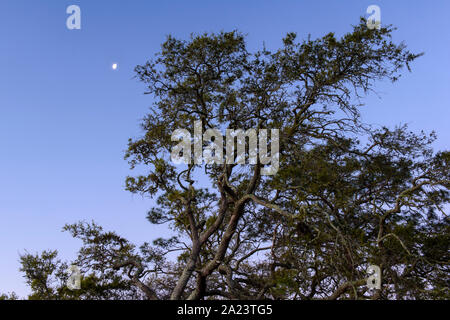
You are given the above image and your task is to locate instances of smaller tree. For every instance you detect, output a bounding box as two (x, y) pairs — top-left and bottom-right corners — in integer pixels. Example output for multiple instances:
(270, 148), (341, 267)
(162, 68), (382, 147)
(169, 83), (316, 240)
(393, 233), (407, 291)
(0, 292), (19, 300)
(15, 223), (151, 300)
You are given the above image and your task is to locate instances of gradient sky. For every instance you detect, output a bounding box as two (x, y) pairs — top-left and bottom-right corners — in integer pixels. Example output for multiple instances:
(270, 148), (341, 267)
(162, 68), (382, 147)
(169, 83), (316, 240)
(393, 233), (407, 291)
(1, 0), (449, 297)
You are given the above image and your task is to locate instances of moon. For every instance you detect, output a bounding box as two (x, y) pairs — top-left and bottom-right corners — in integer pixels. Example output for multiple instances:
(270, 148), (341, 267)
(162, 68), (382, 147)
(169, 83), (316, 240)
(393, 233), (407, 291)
(112, 63), (118, 70)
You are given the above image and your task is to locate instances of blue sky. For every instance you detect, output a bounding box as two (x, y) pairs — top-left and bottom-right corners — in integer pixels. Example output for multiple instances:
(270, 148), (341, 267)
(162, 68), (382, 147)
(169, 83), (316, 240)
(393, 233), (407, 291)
(0, 0), (449, 296)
